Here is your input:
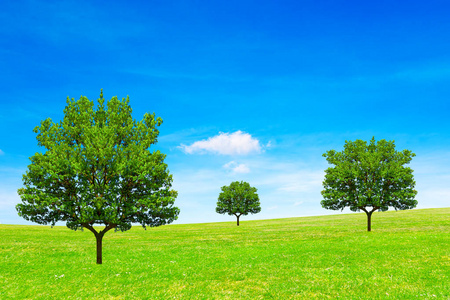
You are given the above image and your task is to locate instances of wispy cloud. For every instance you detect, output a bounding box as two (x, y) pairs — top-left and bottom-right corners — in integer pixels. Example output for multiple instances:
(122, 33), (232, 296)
(179, 131), (261, 155)
(223, 161), (250, 174)
(392, 64), (450, 82)
(1, 1), (144, 47)
(0, 149), (4, 155)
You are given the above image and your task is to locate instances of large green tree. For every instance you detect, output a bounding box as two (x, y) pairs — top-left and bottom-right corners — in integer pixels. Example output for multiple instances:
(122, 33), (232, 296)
(321, 137), (417, 231)
(17, 91), (179, 264)
(216, 181), (261, 226)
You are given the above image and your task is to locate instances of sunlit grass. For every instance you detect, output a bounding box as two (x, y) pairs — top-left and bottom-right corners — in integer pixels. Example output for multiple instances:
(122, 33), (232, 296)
(1, 208), (449, 299)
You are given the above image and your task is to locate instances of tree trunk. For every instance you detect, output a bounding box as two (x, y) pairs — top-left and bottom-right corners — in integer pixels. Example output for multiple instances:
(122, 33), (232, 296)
(236, 215), (240, 226)
(366, 210), (373, 232)
(361, 207), (377, 232)
(83, 223), (116, 265)
(96, 233), (103, 264)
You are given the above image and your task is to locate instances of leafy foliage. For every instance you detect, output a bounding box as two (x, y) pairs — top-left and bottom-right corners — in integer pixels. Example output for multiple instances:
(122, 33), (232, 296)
(16, 91), (179, 262)
(321, 137), (417, 230)
(216, 181), (261, 225)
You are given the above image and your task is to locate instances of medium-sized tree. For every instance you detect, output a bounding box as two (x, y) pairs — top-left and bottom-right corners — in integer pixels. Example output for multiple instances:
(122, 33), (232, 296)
(321, 137), (417, 231)
(216, 181), (261, 226)
(17, 91), (179, 264)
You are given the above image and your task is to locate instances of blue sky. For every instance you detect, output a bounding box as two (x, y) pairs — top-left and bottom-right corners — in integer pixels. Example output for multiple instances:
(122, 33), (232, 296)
(1, 0), (449, 225)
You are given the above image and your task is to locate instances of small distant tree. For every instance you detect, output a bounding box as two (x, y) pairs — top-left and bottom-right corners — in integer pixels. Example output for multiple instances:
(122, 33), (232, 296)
(17, 91), (179, 264)
(216, 181), (261, 226)
(321, 137), (417, 231)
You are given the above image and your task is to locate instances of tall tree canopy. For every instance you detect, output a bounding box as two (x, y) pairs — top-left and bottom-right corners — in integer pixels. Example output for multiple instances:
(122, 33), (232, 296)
(321, 137), (417, 231)
(17, 91), (179, 264)
(216, 181), (261, 226)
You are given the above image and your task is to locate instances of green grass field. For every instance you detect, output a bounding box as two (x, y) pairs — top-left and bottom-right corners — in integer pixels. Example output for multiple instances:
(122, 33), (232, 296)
(1, 208), (449, 299)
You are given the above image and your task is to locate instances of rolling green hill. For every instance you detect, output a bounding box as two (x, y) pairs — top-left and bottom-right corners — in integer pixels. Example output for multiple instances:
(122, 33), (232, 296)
(1, 208), (449, 299)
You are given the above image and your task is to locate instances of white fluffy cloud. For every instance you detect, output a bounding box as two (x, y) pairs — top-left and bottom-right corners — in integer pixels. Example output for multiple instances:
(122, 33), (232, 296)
(223, 161), (250, 173)
(179, 131), (261, 155)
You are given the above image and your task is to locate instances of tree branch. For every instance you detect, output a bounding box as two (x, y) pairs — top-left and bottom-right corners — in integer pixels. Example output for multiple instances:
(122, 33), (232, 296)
(82, 223), (98, 236)
(101, 222), (117, 236)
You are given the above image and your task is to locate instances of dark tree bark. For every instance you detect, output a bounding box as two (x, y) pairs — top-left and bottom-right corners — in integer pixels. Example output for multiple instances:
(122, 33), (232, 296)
(236, 214), (241, 226)
(361, 207), (377, 232)
(84, 223), (116, 264)
(96, 233), (103, 264)
(366, 211), (372, 232)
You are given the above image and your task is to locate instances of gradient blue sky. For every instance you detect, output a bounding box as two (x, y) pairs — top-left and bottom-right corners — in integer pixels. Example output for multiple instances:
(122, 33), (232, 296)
(1, 0), (449, 225)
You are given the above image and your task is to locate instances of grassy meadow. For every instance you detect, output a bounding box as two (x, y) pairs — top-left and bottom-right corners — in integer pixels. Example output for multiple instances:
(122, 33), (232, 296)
(1, 208), (449, 299)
